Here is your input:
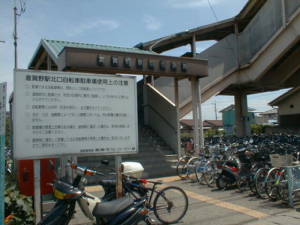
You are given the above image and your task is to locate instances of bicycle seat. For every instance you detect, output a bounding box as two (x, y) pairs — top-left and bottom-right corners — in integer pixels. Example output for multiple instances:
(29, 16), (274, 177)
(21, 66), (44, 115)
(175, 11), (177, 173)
(150, 180), (163, 185)
(92, 197), (133, 217)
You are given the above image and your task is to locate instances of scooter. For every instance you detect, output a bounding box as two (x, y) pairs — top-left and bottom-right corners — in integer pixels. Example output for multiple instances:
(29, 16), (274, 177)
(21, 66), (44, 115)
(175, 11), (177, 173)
(216, 149), (253, 190)
(39, 163), (152, 225)
(216, 158), (240, 189)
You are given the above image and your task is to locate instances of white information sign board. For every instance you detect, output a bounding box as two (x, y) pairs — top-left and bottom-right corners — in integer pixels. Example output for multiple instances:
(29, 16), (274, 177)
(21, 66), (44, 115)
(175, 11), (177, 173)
(14, 70), (138, 159)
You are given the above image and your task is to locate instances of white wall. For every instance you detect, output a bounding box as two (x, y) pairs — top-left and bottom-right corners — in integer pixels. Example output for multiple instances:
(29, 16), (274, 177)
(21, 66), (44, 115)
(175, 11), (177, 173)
(144, 84), (178, 152)
(277, 91), (300, 115)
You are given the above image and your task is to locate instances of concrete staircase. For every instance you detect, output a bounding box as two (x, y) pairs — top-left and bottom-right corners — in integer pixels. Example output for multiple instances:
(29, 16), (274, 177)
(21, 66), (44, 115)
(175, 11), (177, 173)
(78, 126), (178, 184)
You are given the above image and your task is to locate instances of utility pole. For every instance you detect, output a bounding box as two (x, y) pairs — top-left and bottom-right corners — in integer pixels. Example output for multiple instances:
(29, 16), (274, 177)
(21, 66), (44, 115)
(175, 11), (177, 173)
(214, 100), (217, 120)
(14, 2), (18, 69)
(13, 0), (25, 69)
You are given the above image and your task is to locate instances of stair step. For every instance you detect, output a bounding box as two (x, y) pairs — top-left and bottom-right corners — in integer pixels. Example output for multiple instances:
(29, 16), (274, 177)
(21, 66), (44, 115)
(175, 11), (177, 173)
(79, 126), (178, 183)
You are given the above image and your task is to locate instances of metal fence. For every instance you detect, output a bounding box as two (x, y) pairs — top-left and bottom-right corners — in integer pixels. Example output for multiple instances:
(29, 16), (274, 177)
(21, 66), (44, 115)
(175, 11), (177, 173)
(286, 165), (300, 207)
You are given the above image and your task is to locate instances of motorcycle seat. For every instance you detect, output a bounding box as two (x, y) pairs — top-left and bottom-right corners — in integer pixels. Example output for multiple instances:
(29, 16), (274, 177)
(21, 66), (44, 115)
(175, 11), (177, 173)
(92, 197), (133, 217)
(99, 179), (116, 186)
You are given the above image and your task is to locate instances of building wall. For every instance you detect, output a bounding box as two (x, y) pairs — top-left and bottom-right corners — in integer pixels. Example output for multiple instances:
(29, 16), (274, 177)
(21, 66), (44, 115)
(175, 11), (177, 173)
(277, 91), (300, 115)
(223, 110), (235, 126)
(256, 113), (278, 124)
(222, 109), (255, 135)
(223, 110), (255, 126)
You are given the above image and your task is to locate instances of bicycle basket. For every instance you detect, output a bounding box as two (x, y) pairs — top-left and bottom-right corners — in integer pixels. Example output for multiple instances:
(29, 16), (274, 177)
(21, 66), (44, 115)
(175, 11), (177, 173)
(270, 154), (294, 167)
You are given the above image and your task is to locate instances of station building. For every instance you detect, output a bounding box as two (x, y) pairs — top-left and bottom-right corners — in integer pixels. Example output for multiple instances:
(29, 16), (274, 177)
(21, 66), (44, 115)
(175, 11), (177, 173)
(27, 0), (300, 178)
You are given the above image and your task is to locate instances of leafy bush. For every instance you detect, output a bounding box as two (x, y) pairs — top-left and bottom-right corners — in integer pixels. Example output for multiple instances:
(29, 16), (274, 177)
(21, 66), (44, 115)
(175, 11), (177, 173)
(5, 172), (35, 225)
(251, 124), (265, 134)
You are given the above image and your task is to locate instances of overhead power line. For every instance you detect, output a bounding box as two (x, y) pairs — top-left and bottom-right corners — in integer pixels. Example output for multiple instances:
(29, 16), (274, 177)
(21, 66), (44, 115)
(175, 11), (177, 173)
(207, 0), (219, 21)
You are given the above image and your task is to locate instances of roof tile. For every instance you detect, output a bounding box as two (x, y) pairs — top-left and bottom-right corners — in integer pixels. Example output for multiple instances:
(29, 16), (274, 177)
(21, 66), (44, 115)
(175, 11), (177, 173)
(43, 39), (158, 58)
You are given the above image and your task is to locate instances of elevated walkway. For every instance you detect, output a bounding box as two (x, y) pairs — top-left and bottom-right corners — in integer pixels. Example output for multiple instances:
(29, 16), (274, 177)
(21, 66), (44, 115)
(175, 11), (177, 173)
(139, 0), (300, 118)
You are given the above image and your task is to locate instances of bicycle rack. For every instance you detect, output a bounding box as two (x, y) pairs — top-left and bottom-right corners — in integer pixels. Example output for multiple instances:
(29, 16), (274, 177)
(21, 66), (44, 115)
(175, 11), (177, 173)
(286, 165), (300, 207)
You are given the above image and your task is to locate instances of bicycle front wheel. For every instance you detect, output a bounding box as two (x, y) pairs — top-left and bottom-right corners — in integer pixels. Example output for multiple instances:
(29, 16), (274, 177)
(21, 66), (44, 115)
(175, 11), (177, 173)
(195, 160), (207, 184)
(265, 167), (280, 201)
(176, 156), (190, 179)
(202, 163), (216, 187)
(153, 186), (189, 224)
(186, 157), (201, 182)
(255, 168), (269, 199)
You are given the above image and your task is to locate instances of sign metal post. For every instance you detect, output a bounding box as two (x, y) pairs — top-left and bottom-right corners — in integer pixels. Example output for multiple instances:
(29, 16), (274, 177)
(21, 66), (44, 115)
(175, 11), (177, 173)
(0, 82), (7, 224)
(34, 159), (41, 224)
(115, 156), (123, 198)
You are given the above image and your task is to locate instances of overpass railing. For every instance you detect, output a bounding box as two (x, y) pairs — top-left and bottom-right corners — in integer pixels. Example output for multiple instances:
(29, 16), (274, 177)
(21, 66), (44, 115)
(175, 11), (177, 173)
(195, 0), (300, 94)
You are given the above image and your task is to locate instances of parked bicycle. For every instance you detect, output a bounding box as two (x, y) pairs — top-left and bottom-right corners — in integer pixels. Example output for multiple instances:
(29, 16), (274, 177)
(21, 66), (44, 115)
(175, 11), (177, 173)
(40, 161), (189, 225)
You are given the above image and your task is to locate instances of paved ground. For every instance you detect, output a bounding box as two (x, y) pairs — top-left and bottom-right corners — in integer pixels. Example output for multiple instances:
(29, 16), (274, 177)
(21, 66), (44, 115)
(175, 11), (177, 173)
(68, 176), (300, 225)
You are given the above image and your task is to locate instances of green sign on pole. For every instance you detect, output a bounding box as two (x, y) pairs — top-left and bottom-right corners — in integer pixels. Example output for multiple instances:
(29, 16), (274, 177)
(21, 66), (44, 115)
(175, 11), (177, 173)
(0, 82), (6, 224)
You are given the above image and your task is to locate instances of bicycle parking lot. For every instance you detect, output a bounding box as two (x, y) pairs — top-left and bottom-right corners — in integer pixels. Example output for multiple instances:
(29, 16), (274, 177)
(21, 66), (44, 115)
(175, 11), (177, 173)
(70, 176), (300, 225)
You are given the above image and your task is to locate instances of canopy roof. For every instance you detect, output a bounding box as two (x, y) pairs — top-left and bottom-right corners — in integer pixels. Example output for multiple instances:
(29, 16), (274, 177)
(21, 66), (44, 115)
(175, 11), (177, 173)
(28, 39), (208, 79)
(29, 39), (158, 69)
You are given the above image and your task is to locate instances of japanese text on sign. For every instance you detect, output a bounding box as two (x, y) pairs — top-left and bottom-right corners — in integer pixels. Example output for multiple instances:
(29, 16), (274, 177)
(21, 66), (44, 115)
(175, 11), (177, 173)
(14, 70), (138, 159)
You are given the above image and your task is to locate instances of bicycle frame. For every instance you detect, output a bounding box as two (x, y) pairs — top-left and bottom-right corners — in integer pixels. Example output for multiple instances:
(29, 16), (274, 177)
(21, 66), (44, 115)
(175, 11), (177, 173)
(124, 179), (161, 210)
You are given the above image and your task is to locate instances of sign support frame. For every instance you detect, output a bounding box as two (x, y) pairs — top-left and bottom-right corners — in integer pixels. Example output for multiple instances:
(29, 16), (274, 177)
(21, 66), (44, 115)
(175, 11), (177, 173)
(115, 155), (123, 198)
(34, 159), (42, 224)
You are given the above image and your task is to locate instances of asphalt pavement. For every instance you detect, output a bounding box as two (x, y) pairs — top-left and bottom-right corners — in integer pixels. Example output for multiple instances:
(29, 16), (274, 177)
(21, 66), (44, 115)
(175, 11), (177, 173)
(69, 176), (300, 225)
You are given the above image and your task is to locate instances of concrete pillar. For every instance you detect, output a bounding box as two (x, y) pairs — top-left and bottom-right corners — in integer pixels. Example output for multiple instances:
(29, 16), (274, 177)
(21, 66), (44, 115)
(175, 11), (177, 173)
(197, 81), (204, 149)
(190, 34), (204, 151)
(174, 78), (181, 159)
(191, 34), (196, 57)
(191, 77), (200, 154)
(234, 92), (251, 137)
(143, 82), (149, 126)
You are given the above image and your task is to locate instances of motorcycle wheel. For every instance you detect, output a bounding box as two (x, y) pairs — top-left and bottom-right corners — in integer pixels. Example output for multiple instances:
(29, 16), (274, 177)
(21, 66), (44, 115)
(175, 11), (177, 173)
(237, 179), (246, 192)
(38, 201), (76, 225)
(216, 175), (227, 190)
(249, 180), (256, 194)
(136, 216), (156, 225)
